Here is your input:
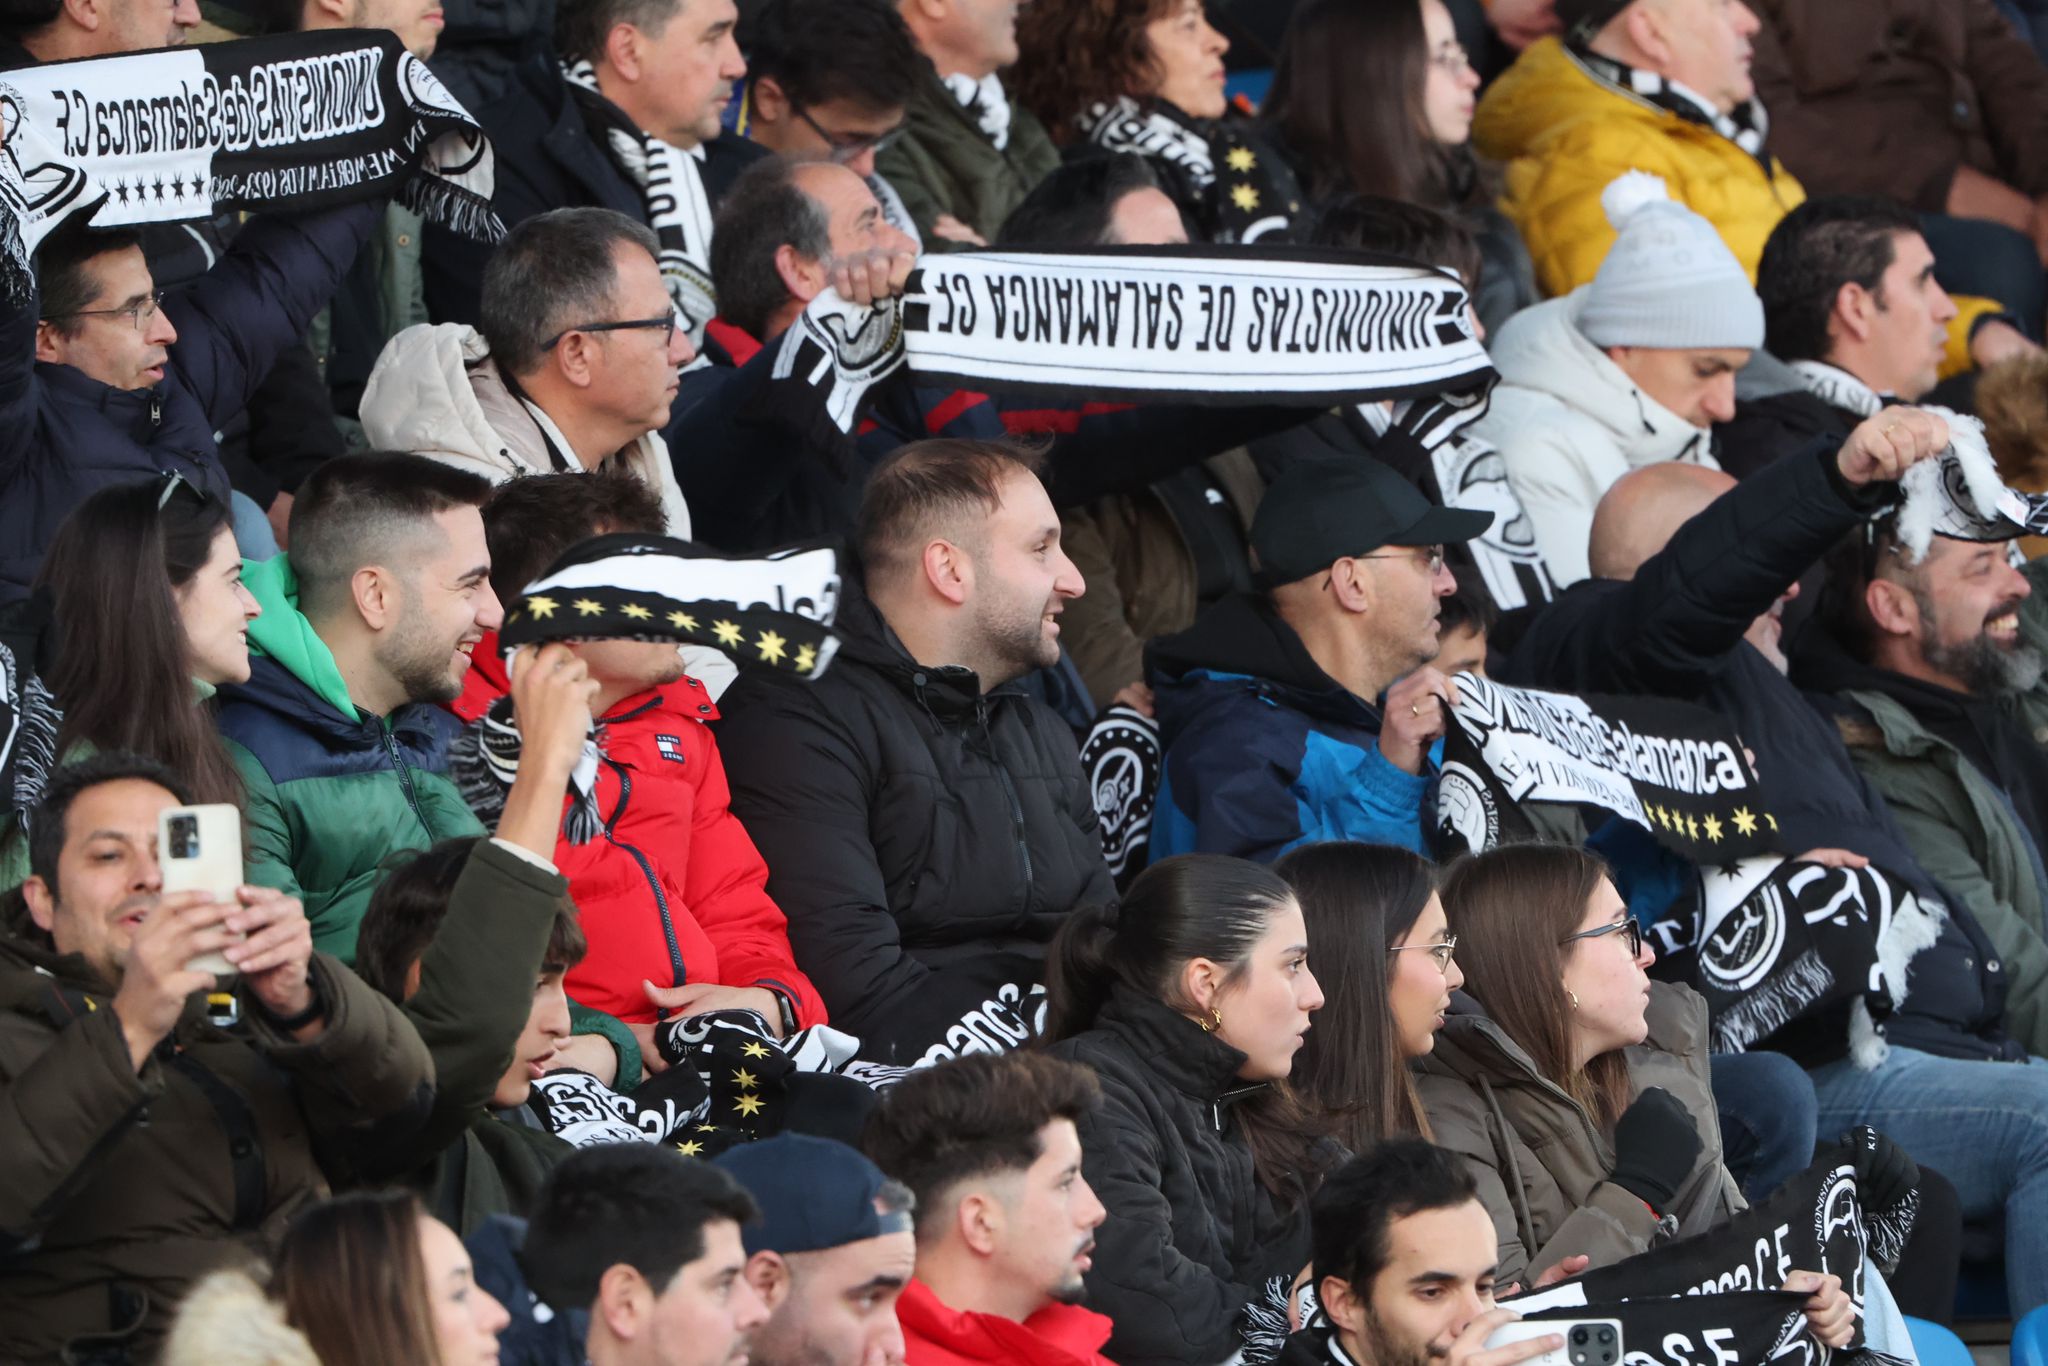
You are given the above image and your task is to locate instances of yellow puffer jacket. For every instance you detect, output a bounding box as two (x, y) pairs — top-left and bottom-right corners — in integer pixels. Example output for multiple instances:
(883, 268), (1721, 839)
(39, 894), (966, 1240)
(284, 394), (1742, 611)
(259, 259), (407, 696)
(1475, 38), (1995, 376)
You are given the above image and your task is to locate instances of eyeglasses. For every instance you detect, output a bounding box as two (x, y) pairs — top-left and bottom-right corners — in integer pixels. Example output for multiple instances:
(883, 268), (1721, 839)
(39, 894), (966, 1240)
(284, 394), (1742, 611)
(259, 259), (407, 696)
(1429, 41), (1473, 75)
(1360, 545), (1448, 577)
(44, 288), (166, 332)
(1561, 918), (1644, 959)
(539, 312), (679, 352)
(793, 104), (903, 165)
(1390, 934), (1458, 973)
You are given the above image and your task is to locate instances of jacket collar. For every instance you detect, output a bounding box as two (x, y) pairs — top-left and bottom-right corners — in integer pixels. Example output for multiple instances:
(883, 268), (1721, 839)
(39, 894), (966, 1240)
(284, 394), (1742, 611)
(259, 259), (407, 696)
(38, 359), (169, 433)
(1491, 294), (1712, 465)
(1095, 984), (1257, 1104)
(1564, 41), (1775, 174)
(1149, 592), (1382, 726)
(837, 589), (1010, 720)
(897, 1279), (1114, 1364)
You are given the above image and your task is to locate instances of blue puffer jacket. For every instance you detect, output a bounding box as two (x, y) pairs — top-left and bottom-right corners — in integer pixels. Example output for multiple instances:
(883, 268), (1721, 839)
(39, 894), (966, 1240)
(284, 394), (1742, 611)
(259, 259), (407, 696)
(0, 202), (380, 599)
(1147, 592), (1431, 862)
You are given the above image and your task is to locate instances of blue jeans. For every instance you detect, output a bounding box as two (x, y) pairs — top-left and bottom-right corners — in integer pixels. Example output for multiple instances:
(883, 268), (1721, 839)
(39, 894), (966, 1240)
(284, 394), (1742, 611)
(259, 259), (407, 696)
(1808, 1045), (2048, 1313)
(1711, 1051), (1819, 1203)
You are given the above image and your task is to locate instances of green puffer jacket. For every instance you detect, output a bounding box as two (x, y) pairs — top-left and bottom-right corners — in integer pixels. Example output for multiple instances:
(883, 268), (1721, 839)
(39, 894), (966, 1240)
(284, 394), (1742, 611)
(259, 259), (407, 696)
(215, 557), (485, 963)
(874, 67), (1060, 248)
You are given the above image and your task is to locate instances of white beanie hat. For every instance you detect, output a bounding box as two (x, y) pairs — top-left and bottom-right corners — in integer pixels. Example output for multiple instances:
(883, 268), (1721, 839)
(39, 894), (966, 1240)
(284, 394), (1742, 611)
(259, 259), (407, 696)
(1577, 171), (1764, 351)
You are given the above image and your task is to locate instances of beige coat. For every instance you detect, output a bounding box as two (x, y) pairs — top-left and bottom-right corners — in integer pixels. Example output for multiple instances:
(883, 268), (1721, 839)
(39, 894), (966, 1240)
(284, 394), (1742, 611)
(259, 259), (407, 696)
(1414, 982), (1744, 1287)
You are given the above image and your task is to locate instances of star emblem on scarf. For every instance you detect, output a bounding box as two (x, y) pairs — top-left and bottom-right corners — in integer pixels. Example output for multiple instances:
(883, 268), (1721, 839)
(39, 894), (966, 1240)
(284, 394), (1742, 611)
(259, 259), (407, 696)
(1231, 183), (1261, 211)
(1226, 146), (1256, 172)
(572, 597), (605, 617)
(1731, 807), (1758, 837)
(696, 1123), (719, 1133)
(741, 1041), (771, 1059)
(668, 609), (699, 632)
(1682, 814), (1699, 842)
(731, 1068), (759, 1090)
(756, 630), (787, 664)
(527, 596), (558, 618)
(620, 602), (653, 621)
(713, 619), (744, 648)
(677, 1139), (704, 1156)
(734, 1093), (765, 1117)
(113, 178), (131, 206)
(794, 644), (817, 674)
(1703, 814), (1723, 843)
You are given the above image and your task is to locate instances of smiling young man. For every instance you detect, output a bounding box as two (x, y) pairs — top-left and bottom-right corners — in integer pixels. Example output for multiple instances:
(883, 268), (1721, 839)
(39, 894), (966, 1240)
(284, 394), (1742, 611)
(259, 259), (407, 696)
(215, 452), (502, 962)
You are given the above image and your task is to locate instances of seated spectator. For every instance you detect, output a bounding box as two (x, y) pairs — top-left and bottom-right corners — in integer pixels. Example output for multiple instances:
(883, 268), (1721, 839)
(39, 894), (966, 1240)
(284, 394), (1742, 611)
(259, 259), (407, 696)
(998, 155), (1263, 714)
(732, 0), (925, 249)
(1012, 0), (1303, 244)
(1266, 0), (1538, 334)
(1435, 576), (1495, 677)
(216, 453), (499, 961)
(422, 0), (763, 332)
(452, 471), (822, 1037)
(1271, 1139), (1560, 1366)
(1472, 176), (1759, 585)
(0, 196), (383, 598)
(712, 1134), (917, 1366)
(0, 478), (259, 889)
(864, 1052), (1115, 1366)
(874, 0), (1059, 248)
(1043, 854), (1331, 1365)
(0, 0), (195, 60)
(1750, 0), (2048, 335)
(0, 754), (433, 1362)
(717, 439), (1114, 1063)
(520, 1143), (770, 1366)
(1421, 842), (1871, 1346)
(1723, 198), (1963, 479)
(365, 208), (695, 535)
(165, 1190), (510, 1366)
(1147, 456), (1488, 861)
(1472, 0), (2030, 377)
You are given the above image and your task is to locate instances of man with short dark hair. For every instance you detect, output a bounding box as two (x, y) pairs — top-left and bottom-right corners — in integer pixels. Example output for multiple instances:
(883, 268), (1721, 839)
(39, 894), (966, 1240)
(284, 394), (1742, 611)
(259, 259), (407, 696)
(365, 207), (696, 534)
(522, 1143), (771, 1366)
(0, 753), (433, 1361)
(422, 0), (765, 331)
(1274, 1140), (1560, 1366)
(864, 1052), (1114, 1366)
(996, 152), (1187, 251)
(1148, 457), (1490, 861)
(713, 1134), (918, 1366)
(1721, 197), (1964, 479)
(216, 452), (501, 960)
(717, 439), (1114, 1063)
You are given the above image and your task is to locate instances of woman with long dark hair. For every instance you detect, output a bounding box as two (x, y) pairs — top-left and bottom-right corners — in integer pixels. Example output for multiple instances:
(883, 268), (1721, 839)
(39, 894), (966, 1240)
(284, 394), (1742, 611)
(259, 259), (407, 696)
(1011, 0), (1303, 243)
(1265, 0), (1537, 331)
(1044, 853), (1330, 1365)
(1275, 842), (1460, 1150)
(0, 476), (258, 887)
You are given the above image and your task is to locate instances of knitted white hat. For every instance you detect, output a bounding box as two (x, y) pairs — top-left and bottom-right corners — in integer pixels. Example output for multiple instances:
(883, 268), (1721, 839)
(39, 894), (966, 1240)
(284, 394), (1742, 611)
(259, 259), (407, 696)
(1577, 171), (1765, 350)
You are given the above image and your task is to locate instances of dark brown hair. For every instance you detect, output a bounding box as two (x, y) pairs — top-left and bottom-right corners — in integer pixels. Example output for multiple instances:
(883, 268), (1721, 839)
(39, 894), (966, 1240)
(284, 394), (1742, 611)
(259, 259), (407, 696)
(864, 1052), (1102, 1240)
(288, 452), (493, 623)
(856, 438), (1048, 585)
(1439, 844), (1633, 1129)
(272, 1190), (445, 1366)
(1013, 0), (1181, 142)
(35, 478), (244, 806)
(481, 471), (668, 607)
(1275, 842), (1435, 1147)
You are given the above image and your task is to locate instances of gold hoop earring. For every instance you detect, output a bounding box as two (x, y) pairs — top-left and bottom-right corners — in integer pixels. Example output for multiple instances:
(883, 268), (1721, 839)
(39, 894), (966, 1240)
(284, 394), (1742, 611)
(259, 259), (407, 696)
(1200, 1006), (1223, 1033)
(1567, 990), (1580, 1011)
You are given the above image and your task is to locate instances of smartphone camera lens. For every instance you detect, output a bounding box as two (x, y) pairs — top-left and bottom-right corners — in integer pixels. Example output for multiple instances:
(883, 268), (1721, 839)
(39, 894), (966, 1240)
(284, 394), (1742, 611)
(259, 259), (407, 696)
(169, 815), (198, 860)
(1571, 1328), (1590, 1346)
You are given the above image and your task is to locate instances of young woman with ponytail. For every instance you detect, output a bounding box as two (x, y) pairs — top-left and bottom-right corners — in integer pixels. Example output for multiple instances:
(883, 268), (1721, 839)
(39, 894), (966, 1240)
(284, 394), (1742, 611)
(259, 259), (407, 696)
(1042, 853), (1332, 1366)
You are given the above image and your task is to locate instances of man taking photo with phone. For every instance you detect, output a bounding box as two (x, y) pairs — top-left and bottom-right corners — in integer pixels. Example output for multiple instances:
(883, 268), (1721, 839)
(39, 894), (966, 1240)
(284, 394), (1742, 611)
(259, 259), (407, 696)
(0, 753), (433, 1364)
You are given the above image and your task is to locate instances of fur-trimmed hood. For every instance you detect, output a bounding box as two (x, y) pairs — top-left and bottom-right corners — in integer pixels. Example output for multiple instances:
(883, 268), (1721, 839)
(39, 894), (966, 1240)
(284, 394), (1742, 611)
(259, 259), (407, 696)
(160, 1270), (318, 1366)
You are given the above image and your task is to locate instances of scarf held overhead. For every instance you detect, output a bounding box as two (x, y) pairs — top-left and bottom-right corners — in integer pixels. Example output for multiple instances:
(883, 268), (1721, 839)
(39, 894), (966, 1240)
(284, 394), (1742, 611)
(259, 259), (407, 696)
(0, 30), (499, 299)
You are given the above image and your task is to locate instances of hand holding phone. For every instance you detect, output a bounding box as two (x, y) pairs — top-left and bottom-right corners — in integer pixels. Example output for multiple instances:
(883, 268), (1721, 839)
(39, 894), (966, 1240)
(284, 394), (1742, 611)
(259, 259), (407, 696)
(159, 804), (244, 976)
(1483, 1318), (1622, 1366)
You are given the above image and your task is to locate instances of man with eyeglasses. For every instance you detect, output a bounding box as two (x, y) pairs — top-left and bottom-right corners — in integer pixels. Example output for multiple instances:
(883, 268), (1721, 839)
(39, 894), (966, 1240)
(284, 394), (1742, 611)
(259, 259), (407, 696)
(1145, 456), (1491, 863)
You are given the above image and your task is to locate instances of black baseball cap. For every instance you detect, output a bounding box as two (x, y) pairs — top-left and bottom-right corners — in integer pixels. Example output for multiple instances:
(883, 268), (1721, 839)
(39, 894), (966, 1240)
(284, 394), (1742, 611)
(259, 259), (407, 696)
(1250, 456), (1492, 588)
(1556, 0), (1636, 43)
(712, 1134), (912, 1256)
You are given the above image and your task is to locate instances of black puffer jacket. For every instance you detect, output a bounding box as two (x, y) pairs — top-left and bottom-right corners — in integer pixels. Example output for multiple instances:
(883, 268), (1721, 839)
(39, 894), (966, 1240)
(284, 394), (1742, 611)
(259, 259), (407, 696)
(1715, 386), (1858, 480)
(1045, 987), (1321, 1366)
(714, 593), (1113, 1065)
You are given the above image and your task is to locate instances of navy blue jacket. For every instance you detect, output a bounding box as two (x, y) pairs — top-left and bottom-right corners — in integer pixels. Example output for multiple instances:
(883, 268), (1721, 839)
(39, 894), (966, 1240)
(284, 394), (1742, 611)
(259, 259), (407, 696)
(1503, 442), (2024, 1063)
(0, 202), (379, 599)
(1147, 592), (1431, 862)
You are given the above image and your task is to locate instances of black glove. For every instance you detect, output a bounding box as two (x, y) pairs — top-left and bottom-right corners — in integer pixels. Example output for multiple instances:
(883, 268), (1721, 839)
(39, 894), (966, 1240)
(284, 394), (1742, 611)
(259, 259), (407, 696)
(1843, 1126), (1919, 1212)
(1609, 1087), (1704, 1214)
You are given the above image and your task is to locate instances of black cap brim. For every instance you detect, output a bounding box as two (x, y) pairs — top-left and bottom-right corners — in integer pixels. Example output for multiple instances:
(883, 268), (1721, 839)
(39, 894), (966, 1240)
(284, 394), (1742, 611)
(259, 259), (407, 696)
(1386, 505), (1495, 546)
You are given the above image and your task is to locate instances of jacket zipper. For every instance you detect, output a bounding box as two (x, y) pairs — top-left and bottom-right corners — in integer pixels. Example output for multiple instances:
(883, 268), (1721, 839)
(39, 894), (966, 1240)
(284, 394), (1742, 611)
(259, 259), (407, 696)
(604, 759), (688, 983)
(380, 724), (430, 829)
(985, 704), (1034, 891)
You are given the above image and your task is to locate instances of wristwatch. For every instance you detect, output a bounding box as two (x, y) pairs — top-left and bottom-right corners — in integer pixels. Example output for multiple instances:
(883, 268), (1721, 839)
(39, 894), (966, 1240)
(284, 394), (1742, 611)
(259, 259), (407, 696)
(768, 988), (797, 1037)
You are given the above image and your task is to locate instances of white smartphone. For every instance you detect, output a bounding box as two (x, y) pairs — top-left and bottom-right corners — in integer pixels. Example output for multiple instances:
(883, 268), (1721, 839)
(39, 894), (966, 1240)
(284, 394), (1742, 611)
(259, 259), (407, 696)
(1485, 1319), (1623, 1366)
(158, 804), (245, 977)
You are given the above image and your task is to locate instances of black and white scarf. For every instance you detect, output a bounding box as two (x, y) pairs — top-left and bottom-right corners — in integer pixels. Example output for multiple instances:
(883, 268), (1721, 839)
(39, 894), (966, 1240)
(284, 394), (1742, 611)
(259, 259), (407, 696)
(0, 596), (57, 845)
(943, 72), (1011, 150)
(1076, 96), (1295, 243)
(0, 30), (500, 300)
(561, 59), (717, 346)
(1568, 43), (1775, 175)
(1791, 359), (1887, 419)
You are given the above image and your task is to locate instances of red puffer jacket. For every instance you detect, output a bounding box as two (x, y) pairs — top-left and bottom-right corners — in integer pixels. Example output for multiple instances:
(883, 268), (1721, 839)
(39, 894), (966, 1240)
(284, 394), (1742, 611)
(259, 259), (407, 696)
(454, 638), (824, 1028)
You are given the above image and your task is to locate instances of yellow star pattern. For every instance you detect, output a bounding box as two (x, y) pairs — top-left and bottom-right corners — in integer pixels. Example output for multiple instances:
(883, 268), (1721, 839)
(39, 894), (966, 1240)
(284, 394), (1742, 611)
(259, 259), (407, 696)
(1645, 804), (1664, 830)
(527, 596), (558, 619)
(669, 610), (699, 632)
(1683, 814), (1699, 842)
(731, 1068), (759, 1091)
(1703, 814), (1723, 843)
(713, 619), (744, 648)
(1226, 146), (1256, 172)
(677, 1139), (704, 1156)
(620, 602), (653, 621)
(741, 1041), (771, 1059)
(1765, 813), (1779, 832)
(1230, 183), (1261, 212)
(794, 643), (817, 673)
(696, 1123), (719, 1133)
(734, 1093), (765, 1118)
(572, 597), (605, 617)
(1731, 807), (1758, 837)
(756, 630), (787, 665)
